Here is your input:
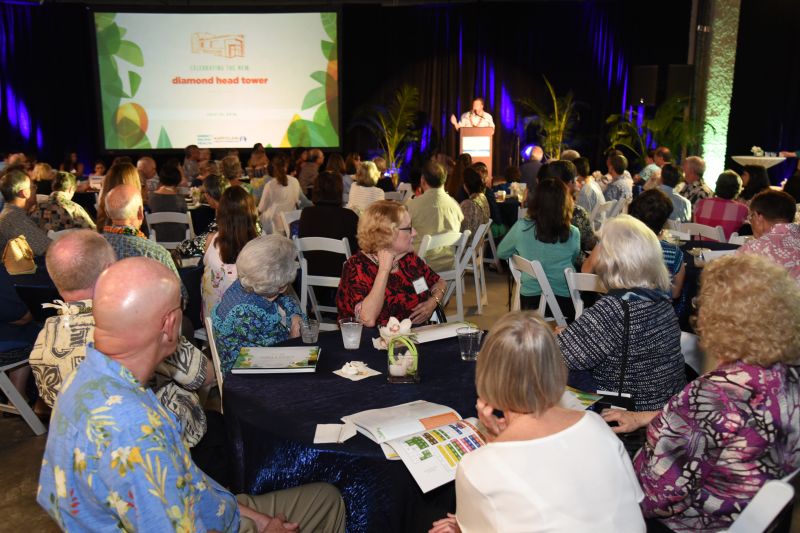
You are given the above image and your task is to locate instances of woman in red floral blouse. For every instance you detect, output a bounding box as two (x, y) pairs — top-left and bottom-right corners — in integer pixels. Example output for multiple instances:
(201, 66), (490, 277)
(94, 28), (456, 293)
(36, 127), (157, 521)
(336, 200), (447, 327)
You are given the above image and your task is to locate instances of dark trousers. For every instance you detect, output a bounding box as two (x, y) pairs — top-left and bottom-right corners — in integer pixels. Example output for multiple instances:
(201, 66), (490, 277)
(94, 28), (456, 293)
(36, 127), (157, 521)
(520, 294), (576, 324)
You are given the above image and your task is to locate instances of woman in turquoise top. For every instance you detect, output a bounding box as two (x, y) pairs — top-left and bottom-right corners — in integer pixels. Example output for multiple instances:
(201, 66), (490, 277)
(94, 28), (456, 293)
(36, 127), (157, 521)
(498, 178), (580, 321)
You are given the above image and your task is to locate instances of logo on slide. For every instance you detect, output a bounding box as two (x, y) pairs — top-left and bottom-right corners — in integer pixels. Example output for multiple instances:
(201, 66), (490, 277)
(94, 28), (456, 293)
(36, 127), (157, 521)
(191, 33), (245, 59)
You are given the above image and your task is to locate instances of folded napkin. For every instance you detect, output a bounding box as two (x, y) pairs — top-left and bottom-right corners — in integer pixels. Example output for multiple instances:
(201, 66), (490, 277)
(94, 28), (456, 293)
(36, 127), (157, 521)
(314, 423), (357, 444)
(333, 361), (381, 381)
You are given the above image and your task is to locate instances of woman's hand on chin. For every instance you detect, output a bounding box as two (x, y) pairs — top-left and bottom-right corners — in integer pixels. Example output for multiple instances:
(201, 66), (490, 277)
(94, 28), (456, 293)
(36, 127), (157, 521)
(376, 248), (396, 272)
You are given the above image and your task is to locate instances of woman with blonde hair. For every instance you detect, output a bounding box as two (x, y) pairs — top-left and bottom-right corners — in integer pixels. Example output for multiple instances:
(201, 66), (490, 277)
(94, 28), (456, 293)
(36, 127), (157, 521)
(557, 215), (685, 411)
(430, 311), (645, 533)
(604, 253), (800, 532)
(336, 200), (446, 326)
(346, 160), (385, 214)
(96, 162), (141, 231)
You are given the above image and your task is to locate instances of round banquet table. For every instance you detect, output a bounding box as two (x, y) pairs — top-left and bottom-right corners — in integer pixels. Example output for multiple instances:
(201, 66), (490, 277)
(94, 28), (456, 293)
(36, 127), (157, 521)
(222, 327), (479, 533)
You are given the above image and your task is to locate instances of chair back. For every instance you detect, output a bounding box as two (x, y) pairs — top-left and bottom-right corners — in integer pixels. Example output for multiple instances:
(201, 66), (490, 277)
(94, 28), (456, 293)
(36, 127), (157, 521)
(508, 255), (567, 327)
(294, 236), (351, 328)
(729, 232), (749, 245)
(590, 199), (617, 230)
(384, 192), (404, 202)
(664, 229), (691, 242)
(608, 196), (631, 218)
(145, 211), (194, 250)
(397, 183), (413, 200)
(518, 206), (527, 220)
(725, 480), (795, 533)
(204, 316), (225, 413)
(679, 222), (725, 242)
(418, 230), (471, 322)
(279, 209), (303, 237)
(702, 249), (736, 262)
(564, 267), (606, 319)
(680, 331), (704, 375)
(417, 231), (470, 268)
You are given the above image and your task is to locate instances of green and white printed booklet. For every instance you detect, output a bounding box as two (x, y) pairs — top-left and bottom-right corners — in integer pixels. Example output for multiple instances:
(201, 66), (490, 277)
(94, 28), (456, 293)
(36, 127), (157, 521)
(232, 346), (321, 374)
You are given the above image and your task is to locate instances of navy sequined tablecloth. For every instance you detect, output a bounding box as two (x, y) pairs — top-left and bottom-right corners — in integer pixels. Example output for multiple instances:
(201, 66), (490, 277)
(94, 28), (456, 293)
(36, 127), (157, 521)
(223, 327), (478, 533)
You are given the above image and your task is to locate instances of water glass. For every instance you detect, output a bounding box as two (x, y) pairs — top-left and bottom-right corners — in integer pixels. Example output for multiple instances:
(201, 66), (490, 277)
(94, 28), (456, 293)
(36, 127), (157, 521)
(339, 317), (363, 350)
(457, 327), (482, 361)
(300, 319), (319, 344)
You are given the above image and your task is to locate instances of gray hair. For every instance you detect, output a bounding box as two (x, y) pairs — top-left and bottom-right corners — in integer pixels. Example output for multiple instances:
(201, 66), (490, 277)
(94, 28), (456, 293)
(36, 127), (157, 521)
(560, 149), (581, 162)
(594, 215), (671, 292)
(356, 161), (381, 186)
(105, 186), (143, 221)
(236, 234), (298, 298)
(684, 156), (706, 178)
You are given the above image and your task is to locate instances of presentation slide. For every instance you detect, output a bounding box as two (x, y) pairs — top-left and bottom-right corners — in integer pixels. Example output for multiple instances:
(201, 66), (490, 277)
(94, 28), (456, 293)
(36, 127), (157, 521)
(94, 11), (339, 150)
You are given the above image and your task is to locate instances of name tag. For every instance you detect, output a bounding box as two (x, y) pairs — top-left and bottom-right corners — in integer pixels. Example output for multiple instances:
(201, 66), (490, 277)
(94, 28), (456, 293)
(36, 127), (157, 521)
(412, 277), (429, 294)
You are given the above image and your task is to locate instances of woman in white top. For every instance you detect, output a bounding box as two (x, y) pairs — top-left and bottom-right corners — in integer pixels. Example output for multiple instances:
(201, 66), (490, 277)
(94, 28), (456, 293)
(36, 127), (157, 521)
(430, 311), (645, 533)
(346, 160), (384, 214)
(258, 153), (312, 233)
(202, 187), (260, 319)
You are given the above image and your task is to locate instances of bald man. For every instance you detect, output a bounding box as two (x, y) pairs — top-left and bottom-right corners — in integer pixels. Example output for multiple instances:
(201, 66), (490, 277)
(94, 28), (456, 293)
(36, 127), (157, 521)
(29, 230), (211, 447)
(102, 183), (187, 301)
(37, 257), (345, 532)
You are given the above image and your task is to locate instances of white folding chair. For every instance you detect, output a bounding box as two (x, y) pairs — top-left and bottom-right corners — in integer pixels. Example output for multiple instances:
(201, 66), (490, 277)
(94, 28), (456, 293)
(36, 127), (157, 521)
(397, 183), (413, 201)
(608, 196), (630, 218)
(679, 222), (725, 242)
(36, 194), (49, 204)
(279, 209), (303, 237)
(680, 331), (704, 375)
(517, 206), (527, 220)
(46, 229), (71, 240)
(0, 359), (46, 435)
(384, 192), (404, 202)
(729, 232), (749, 245)
(145, 211), (195, 250)
(465, 221), (492, 314)
(702, 249), (737, 262)
(418, 230), (471, 322)
(204, 317), (225, 414)
(664, 228), (691, 241)
(725, 479), (795, 533)
(294, 236), (351, 330)
(590, 199), (617, 230)
(564, 267), (607, 320)
(508, 255), (567, 327)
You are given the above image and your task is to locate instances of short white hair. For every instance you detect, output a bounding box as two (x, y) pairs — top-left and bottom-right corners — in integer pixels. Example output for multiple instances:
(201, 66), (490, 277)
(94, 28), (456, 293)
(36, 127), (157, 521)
(105, 188), (143, 220)
(684, 156), (706, 178)
(236, 234), (298, 298)
(594, 215), (671, 292)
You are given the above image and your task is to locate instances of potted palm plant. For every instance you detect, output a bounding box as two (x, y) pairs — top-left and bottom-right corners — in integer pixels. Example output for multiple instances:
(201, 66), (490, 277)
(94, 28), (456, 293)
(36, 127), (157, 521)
(518, 76), (576, 161)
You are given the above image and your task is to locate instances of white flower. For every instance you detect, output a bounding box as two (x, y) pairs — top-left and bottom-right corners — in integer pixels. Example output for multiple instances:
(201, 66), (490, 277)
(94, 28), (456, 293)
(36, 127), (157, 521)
(374, 317), (414, 350)
(105, 395), (123, 406)
(54, 465), (67, 498)
(111, 446), (132, 464)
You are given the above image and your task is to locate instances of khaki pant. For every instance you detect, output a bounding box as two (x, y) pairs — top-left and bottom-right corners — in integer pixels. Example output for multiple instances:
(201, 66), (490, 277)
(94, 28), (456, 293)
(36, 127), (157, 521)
(237, 482), (345, 533)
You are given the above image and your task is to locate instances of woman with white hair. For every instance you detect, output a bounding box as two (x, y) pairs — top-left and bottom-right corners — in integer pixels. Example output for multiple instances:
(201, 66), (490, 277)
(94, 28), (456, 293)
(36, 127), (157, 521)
(212, 234), (305, 374)
(346, 161), (385, 214)
(557, 215), (685, 411)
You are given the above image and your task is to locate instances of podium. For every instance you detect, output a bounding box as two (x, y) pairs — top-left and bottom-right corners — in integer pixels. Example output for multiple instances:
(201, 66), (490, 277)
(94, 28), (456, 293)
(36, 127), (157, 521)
(459, 127), (493, 174)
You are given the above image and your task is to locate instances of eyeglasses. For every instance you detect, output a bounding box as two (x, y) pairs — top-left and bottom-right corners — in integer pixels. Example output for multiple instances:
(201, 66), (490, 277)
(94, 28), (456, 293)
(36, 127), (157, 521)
(398, 226), (413, 232)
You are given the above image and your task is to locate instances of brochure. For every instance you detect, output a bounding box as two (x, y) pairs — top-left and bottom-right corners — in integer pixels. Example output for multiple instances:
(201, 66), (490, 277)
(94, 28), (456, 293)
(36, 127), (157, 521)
(231, 346), (320, 374)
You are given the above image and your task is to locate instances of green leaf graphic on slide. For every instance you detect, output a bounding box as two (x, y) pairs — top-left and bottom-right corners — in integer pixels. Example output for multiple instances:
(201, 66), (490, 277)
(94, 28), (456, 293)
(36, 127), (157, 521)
(95, 12), (166, 149)
(286, 13), (339, 147)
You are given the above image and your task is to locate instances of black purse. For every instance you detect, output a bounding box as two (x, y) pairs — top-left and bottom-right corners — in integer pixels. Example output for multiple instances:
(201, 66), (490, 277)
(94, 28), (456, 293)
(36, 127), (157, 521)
(595, 299), (635, 411)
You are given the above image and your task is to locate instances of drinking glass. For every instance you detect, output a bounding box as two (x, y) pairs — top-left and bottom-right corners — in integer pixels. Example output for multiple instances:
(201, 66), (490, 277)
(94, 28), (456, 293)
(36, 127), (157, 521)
(457, 327), (482, 361)
(339, 317), (363, 350)
(300, 319), (319, 344)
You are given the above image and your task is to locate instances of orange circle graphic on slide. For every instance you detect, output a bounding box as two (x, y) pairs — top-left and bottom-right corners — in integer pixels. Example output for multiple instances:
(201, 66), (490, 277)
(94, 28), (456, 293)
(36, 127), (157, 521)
(114, 103), (149, 147)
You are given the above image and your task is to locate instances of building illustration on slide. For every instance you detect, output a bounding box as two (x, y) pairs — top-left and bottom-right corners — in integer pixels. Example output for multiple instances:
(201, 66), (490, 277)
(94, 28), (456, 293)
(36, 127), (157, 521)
(191, 33), (245, 58)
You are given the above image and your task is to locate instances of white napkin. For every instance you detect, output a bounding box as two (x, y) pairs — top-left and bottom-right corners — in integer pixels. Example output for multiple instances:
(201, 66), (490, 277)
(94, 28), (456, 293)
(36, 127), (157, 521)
(314, 423), (357, 444)
(333, 361), (381, 381)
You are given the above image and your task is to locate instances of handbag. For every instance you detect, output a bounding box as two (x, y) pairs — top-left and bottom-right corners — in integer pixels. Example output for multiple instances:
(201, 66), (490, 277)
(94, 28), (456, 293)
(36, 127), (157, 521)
(3, 235), (36, 275)
(595, 299), (635, 411)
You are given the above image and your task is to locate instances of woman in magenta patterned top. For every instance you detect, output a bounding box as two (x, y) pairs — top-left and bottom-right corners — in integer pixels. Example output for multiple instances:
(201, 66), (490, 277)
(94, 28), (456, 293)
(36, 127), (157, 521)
(336, 200), (446, 327)
(603, 253), (800, 532)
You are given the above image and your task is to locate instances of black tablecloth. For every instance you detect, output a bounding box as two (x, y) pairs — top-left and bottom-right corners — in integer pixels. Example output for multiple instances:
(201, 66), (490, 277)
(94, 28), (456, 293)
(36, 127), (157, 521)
(223, 328), (479, 533)
(678, 240), (739, 331)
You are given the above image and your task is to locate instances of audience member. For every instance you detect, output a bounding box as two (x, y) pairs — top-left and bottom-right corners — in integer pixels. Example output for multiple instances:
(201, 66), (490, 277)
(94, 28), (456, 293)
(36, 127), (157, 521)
(183, 144), (201, 180)
(575, 157), (604, 215)
(541, 160), (597, 262)
(97, 162), (142, 231)
(604, 253), (800, 532)
(433, 312), (645, 533)
(58, 151), (84, 176)
(597, 149), (632, 191)
(299, 170), (360, 278)
(520, 145), (544, 193)
(29, 230), (211, 447)
(202, 187), (259, 319)
(658, 163), (692, 222)
(194, 158), (219, 187)
(342, 152), (360, 204)
(337, 200), (446, 327)
(178, 174), (229, 257)
(604, 154), (633, 201)
(491, 165), (519, 195)
(739, 164), (771, 203)
(221, 154), (251, 193)
(347, 160), (385, 214)
(147, 159), (189, 243)
(642, 147), (672, 191)
(737, 190), (800, 281)
(635, 149), (658, 185)
(0, 168), (50, 255)
(31, 162), (55, 195)
(32, 171), (96, 231)
(783, 170), (800, 203)
(38, 256), (345, 532)
(497, 178), (579, 321)
(560, 149), (580, 162)
(298, 148), (324, 194)
(459, 167), (490, 237)
(213, 235), (305, 374)
(626, 189), (686, 299)
(693, 170), (748, 239)
(246, 144), (269, 179)
(136, 156), (159, 197)
(258, 153), (311, 234)
(0, 262), (41, 401)
(373, 155), (395, 192)
(677, 155), (712, 206)
(446, 153), (473, 201)
(558, 215), (685, 411)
